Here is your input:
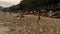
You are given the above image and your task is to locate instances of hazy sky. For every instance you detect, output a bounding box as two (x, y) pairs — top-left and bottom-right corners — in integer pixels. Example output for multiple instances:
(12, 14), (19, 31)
(0, 0), (22, 4)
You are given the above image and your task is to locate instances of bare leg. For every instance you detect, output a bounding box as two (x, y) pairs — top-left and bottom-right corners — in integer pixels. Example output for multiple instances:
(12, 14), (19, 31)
(36, 11), (41, 34)
(37, 11), (40, 23)
(19, 12), (21, 20)
(20, 13), (24, 20)
(20, 14), (22, 20)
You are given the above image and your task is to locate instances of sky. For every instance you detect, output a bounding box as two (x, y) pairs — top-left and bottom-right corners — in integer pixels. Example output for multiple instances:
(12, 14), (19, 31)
(0, 0), (22, 7)
(0, 0), (22, 4)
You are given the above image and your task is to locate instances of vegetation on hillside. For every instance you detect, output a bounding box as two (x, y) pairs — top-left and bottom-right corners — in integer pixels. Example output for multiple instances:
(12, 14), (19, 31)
(4, 0), (59, 12)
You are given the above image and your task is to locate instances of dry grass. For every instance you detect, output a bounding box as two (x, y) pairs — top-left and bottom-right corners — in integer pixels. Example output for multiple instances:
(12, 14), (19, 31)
(0, 13), (60, 34)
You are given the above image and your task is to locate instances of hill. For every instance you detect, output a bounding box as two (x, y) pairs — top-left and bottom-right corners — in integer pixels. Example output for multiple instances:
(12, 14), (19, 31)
(0, 13), (60, 34)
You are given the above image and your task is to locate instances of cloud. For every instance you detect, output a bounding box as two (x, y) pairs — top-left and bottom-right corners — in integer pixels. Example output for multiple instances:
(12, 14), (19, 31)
(0, 1), (14, 7)
(0, 0), (22, 4)
(0, 0), (22, 7)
